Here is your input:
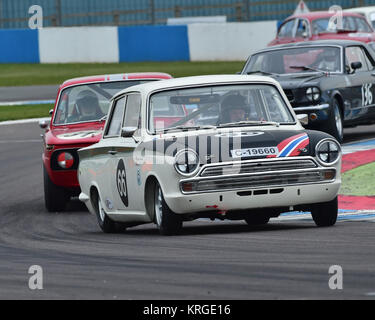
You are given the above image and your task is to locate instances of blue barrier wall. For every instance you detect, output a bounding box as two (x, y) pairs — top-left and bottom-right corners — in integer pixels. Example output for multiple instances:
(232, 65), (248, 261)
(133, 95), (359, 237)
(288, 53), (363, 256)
(0, 29), (39, 63)
(118, 25), (190, 62)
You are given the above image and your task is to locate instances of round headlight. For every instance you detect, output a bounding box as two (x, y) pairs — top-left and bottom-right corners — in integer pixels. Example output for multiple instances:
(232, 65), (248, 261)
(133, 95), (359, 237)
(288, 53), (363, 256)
(174, 149), (200, 176)
(315, 139), (341, 165)
(306, 87), (321, 102)
(57, 152), (74, 169)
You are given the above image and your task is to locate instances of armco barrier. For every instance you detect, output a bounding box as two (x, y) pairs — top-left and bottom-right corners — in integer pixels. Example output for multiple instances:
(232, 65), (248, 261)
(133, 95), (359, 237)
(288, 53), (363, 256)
(0, 22), (277, 63)
(0, 29), (39, 63)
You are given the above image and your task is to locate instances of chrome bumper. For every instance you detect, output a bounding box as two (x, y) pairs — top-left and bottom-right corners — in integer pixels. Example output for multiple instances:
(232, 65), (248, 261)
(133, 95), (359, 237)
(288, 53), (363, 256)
(293, 104), (330, 112)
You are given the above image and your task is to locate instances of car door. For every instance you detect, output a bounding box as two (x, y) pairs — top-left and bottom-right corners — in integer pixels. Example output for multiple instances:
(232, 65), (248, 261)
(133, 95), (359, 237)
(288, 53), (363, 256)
(97, 95), (127, 212)
(107, 93), (144, 214)
(344, 45), (375, 122)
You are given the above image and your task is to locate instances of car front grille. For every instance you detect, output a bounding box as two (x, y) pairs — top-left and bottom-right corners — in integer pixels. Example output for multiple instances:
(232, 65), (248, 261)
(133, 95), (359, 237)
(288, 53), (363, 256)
(200, 159), (317, 177)
(180, 158), (335, 194)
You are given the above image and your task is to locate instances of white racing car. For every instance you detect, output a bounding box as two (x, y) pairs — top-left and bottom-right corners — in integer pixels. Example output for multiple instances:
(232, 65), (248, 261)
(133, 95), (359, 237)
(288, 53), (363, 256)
(78, 75), (342, 235)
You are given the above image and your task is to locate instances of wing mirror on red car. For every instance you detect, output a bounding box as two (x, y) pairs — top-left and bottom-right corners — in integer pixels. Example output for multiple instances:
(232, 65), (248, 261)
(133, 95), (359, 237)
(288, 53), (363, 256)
(39, 120), (49, 129)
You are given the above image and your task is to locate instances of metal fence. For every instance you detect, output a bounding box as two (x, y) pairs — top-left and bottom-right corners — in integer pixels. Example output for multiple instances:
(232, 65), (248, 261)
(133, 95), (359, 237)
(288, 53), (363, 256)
(0, 0), (370, 29)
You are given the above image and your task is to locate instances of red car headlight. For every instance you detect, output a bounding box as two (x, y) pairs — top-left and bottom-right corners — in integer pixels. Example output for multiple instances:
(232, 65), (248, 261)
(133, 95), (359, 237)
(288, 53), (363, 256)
(57, 152), (74, 169)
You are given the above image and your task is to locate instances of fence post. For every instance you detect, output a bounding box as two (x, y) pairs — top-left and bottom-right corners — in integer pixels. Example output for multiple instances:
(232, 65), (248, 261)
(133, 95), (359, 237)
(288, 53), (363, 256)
(0, 0), (3, 28)
(235, 3), (243, 22)
(113, 11), (120, 26)
(244, 0), (250, 21)
(55, 0), (62, 26)
(51, 15), (58, 27)
(149, 0), (155, 25)
(174, 6), (181, 18)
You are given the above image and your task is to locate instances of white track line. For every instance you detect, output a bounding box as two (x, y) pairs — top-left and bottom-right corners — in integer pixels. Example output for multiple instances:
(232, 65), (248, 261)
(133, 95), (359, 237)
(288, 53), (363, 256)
(0, 117), (50, 126)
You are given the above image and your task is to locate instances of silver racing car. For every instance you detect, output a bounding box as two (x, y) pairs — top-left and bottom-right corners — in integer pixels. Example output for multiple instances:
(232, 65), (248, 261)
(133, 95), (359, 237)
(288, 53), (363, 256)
(78, 75), (342, 235)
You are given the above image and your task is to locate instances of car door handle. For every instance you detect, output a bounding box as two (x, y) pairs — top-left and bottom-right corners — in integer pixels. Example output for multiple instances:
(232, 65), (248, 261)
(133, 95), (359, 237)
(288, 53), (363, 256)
(108, 150), (118, 155)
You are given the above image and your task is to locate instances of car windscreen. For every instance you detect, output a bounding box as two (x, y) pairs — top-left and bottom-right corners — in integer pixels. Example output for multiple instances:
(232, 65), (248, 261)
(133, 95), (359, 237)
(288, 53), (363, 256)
(245, 46), (342, 75)
(148, 84), (295, 133)
(312, 16), (372, 34)
(53, 80), (153, 125)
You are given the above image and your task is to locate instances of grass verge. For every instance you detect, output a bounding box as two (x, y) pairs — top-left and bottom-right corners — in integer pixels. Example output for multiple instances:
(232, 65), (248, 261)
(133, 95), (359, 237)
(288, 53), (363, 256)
(340, 162), (375, 196)
(0, 104), (53, 122)
(0, 61), (245, 87)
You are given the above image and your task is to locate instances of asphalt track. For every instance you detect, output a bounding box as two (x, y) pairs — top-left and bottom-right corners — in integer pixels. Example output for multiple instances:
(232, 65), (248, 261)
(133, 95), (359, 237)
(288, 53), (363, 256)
(0, 122), (374, 300)
(0, 85), (59, 103)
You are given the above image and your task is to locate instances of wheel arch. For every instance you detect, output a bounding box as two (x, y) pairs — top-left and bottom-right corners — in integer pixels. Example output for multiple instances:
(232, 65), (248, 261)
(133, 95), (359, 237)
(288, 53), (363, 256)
(144, 175), (159, 222)
(89, 182), (102, 212)
(331, 91), (344, 117)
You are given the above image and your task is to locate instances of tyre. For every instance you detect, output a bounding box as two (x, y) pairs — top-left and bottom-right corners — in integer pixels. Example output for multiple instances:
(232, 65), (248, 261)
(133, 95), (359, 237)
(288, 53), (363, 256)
(94, 192), (125, 234)
(44, 166), (69, 212)
(325, 98), (344, 143)
(244, 213), (270, 226)
(311, 197), (338, 227)
(154, 182), (182, 236)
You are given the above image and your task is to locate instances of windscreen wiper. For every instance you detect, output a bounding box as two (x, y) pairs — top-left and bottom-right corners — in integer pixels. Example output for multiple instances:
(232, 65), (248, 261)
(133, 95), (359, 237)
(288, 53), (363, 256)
(246, 70), (278, 76)
(290, 65), (330, 75)
(156, 125), (216, 133)
(218, 121), (280, 128)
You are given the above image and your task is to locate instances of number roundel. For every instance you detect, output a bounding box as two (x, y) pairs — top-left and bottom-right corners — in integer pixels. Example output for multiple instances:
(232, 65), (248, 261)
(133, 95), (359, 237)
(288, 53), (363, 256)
(116, 159), (128, 207)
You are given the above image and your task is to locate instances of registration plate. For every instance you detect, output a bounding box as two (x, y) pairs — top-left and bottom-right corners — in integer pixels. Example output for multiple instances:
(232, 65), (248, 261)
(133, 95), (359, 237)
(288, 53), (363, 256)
(231, 147), (279, 158)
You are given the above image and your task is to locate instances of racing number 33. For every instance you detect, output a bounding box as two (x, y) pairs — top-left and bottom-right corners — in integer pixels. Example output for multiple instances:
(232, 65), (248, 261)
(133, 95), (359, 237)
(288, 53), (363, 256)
(362, 83), (373, 107)
(116, 159), (129, 207)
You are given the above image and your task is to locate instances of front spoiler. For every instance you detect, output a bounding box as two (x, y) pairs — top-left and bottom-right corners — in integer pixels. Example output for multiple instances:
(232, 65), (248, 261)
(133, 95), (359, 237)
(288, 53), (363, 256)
(164, 181), (341, 215)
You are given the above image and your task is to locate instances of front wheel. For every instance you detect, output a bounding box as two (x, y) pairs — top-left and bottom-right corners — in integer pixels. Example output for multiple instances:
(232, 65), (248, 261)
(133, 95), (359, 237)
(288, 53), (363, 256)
(44, 166), (69, 212)
(311, 197), (338, 227)
(154, 183), (182, 236)
(326, 99), (343, 143)
(94, 193), (125, 233)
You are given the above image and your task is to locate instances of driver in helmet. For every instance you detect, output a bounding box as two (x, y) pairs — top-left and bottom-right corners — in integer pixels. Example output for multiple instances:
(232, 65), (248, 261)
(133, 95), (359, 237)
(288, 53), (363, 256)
(315, 49), (339, 72)
(220, 94), (248, 124)
(75, 90), (104, 122)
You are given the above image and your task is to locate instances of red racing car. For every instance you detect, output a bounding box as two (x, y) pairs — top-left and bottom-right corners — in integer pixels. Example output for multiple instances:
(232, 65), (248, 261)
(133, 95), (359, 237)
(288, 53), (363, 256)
(41, 72), (172, 212)
(269, 11), (375, 51)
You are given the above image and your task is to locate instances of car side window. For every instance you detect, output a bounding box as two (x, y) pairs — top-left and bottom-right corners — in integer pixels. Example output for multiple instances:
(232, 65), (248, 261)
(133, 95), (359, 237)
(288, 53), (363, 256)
(343, 16), (356, 31)
(105, 97), (126, 137)
(296, 19), (309, 37)
(278, 19), (296, 38)
(363, 47), (375, 70)
(353, 17), (372, 32)
(123, 93), (142, 130)
(345, 46), (369, 73)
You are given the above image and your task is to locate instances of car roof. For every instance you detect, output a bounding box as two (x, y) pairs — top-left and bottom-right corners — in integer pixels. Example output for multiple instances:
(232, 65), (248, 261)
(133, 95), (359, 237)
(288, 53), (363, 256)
(254, 39), (367, 53)
(286, 10), (365, 22)
(345, 6), (375, 14)
(60, 72), (172, 89)
(112, 75), (281, 100)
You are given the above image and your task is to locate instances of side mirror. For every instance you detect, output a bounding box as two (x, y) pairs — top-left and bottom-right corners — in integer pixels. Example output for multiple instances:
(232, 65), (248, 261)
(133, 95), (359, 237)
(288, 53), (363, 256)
(302, 31), (308, 38)
(351, 61), (362, 72)
(49, 109), (54, 115)
(121, 127), (137, 138)
(39, 119), (49, 129)
(297, 114), (309, 126)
